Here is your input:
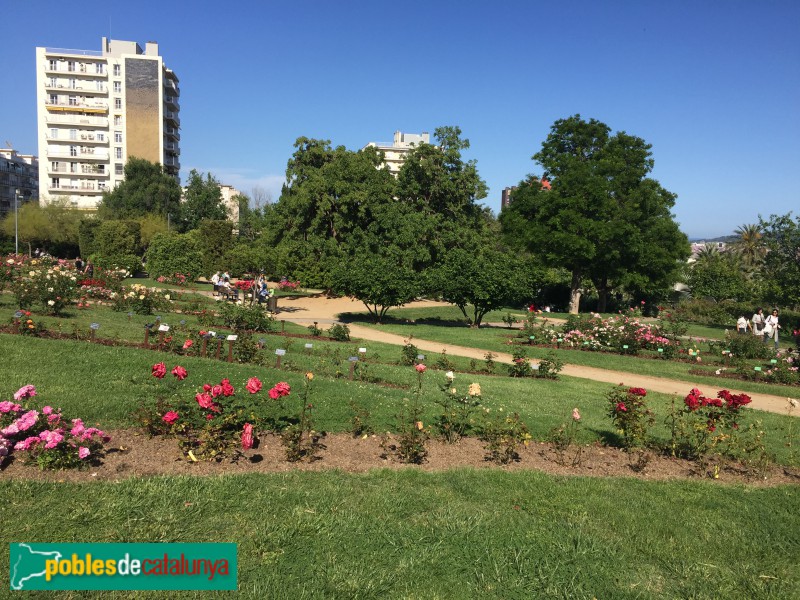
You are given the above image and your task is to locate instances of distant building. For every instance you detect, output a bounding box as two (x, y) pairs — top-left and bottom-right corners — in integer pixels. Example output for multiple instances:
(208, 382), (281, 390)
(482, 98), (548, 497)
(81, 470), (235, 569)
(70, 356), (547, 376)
(500, 178), (550, 209)
(220, 184), (242, 224)
(0, 148), (39, 216)
(35, 37), (180, 210)
(363, 131), (430, 176)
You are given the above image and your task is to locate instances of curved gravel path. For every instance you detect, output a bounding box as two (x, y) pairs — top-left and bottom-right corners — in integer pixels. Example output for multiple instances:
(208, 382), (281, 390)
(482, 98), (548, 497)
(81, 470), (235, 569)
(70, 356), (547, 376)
(272, 295), (797, 416)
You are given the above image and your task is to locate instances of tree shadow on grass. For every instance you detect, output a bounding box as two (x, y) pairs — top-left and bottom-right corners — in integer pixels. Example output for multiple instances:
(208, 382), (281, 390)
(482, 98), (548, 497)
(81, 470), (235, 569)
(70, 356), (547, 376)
(337, 312), (471, 328)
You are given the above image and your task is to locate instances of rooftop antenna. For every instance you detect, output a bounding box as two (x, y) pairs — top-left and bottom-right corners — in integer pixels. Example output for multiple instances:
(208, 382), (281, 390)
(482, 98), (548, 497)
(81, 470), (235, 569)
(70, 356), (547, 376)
(4, 140), (13, 148)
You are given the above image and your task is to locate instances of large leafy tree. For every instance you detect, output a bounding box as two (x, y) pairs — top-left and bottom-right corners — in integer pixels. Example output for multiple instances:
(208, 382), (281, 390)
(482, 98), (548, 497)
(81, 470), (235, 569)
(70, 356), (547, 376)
(759, 213), (800, 308)
(687, 250), (749, 301)
(731, 223), (767, 273)
(1, 198), (81, 256)
(177, 170), (228, 232)
(501, 115), (688, 313)
(427, 247), (536, 326)
(98, 157), (181, 219)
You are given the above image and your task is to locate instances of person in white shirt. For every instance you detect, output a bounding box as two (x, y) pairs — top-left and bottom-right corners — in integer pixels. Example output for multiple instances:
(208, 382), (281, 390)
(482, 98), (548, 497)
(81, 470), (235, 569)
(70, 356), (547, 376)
(764, 309), (781, 349)
(736, 315), (751, 335)
(751, 308), (765, 337)
(210, 271), (221, 295)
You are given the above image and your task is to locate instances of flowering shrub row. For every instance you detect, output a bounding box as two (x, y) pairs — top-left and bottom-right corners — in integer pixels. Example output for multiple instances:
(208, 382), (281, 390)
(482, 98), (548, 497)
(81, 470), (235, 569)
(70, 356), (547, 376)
(110, 283), (173, 315)
(11, 266), (78, 315)
(277, 277), (300, 291)
(156, 273), (191, 287)
(0, 385), (111, 469)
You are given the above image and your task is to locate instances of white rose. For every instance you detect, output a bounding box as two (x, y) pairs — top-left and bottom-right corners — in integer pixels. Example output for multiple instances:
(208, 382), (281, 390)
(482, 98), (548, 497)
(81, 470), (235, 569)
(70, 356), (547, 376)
(48, 300), (55, 306)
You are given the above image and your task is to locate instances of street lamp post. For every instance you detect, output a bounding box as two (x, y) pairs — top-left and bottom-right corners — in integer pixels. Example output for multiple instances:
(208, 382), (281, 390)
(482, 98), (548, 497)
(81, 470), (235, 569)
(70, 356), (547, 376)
(14, 188), (19, 256)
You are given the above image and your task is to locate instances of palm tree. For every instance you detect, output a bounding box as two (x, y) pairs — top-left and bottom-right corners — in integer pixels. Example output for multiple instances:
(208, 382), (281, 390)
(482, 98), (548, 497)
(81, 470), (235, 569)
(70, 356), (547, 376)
(731, 223), (766, 271)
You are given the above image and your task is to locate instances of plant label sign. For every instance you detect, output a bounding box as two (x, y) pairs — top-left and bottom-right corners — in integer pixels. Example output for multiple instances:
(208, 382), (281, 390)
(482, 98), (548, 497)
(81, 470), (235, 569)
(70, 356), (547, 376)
(416, 354), (425, 360)
(754, 366), (762, 372)
(90, 323), (100, 330)
(158, 324), (170, 332)
(358, 347), (366, 354)
(208, 331), (216, 337)
(275, 349), (286, 356)
(622, 345), (629, 349)
(770, 359), (778, 364)
(305, 343), (313, 349)
(227, 335), (238, 341)
(657, 348), (664, 353)
(349, 356), (359, 362)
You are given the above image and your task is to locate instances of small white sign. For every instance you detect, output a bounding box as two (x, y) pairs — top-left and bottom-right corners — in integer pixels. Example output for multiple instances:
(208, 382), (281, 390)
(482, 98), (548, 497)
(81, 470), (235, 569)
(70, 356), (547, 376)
(158, 324), (170, 332)
(275, 349), (286, 356)
(305, 343), (313, 349)
(349, 356), (359, 362)
(227, 334), (238, 341)
(416, 354), (425, 360)
(209, 331), (217, 337)
(358, 347), (367, 354)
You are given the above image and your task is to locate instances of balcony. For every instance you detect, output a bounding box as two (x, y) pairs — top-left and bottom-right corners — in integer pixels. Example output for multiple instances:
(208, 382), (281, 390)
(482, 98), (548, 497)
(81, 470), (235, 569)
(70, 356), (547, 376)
(49, 183), (105, 194)
(46, 114), (108, 127)
(164, 111), (180, 126)
(164, 142), (180, 154)
(48, 165), (108, 177)
(46, 100), (108, 114)
(46, 134), (108, 145)
(47, 148), (109, 160)
(45, 83), (107, 94)
(163, 78), (180, 96)
(165, 127), (180, 140)
(163, 156), (180, 169)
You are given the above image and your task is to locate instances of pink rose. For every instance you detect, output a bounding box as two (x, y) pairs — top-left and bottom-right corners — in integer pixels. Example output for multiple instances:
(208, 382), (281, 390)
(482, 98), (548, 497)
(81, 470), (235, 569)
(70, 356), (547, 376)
(162, 411), (179, 425)
(415, 364), (427, 373)
(152, 362), (167, 379)
(221, 379), (235, 396)
(246, 377), (262, 394)
(572, 408), (581, 421)
(241, 423), (254, 450)
(195, 393), (215, 410)
(78, 447), (90, 460)
(171, 365), (188, 380)
(211, 385), (223, 398)
(42, 406), (53, 415)
(13, 385), (37, 401)
(182, 339), (193, 350)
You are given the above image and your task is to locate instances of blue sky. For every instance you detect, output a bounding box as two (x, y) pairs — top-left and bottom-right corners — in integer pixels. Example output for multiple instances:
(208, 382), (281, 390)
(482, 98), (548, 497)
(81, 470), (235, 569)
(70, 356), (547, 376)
(3, 0), (798, 238)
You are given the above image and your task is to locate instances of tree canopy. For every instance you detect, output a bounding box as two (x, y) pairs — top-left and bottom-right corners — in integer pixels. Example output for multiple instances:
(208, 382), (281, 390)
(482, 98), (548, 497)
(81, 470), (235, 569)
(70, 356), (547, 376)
(97, 157), (181, 219)
(500, 115), (689, 313)
(177, 170), (228, 232)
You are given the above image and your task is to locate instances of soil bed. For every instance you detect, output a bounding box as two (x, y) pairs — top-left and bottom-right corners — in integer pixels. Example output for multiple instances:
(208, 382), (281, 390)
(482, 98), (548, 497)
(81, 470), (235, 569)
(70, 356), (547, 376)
(2, 430), (798, 487)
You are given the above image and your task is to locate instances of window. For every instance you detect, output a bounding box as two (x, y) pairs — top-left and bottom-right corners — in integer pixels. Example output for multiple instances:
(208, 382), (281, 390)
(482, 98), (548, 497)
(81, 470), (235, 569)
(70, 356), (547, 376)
(113, 64), (120, 76)
(51, 178), (60, 188)
(115, 148), (122, 159)
(67, 61), (76, 72)
(70, 162), (77, 173)
(69, 146), (78, 157)
(68, 96), (78, 106)
(49, 94), (58, 104)
(114, 131), (122, 143)
(113, 81), (121, 93)
(97, 164), (105, 174)
(115, 163), (123, 175)
(97, 133), (105, 142)
(48, 77), (57, 87)
(69, 78), (77, 89)
(69, 129), (77, 140)
(96, 80), (105, 91)
(113, 115), (121, 126)
(95, 63), (104, 74)
(48, 59), (58, 70)
(49, 128), (58, 139)
(51, 161), (60, 172)
(114, 98), (122, 109)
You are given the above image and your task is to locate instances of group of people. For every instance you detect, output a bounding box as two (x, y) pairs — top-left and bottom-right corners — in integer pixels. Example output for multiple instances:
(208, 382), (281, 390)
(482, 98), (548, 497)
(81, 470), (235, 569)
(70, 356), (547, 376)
(74, 257), (94, 278)
(737, 308), (782, 349)
(210, 271), (274, 304)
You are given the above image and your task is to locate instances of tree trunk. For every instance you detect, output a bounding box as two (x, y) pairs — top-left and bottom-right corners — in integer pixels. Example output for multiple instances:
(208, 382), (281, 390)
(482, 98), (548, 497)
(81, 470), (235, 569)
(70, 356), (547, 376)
(596, 277), (609, 313)
(569, 270), (582, 314)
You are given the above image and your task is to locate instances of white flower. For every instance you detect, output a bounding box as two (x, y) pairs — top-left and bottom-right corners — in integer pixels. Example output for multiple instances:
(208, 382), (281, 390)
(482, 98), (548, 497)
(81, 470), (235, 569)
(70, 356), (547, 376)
(47, 300), (55, 306)
(47, 287), (53, 292)
(165, 294), (170, 300)
(445, 371), (454, 381)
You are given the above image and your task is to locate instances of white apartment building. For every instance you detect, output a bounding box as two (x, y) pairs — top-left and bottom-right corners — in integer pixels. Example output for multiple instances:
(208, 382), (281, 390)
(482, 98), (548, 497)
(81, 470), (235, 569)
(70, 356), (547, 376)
(35, 37), (180, 210)
(363, 131), (430, 175)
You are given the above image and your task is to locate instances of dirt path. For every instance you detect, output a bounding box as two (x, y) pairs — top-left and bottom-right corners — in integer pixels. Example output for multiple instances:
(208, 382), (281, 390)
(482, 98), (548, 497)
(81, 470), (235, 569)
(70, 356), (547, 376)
(274, 295), (797, 416)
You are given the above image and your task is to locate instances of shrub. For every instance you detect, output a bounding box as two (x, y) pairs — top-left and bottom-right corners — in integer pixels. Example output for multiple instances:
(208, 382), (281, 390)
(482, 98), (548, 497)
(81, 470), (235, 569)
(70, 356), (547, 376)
(328, 323), (350, 342)
(709, 331), (773, 360)
(533, 351), (564, 379)
(607, 386), (654, 451)
(508, 347), (532, 377)
(480, 411), (532, 464)
(434, 374), (482, 443)
(12, 265), (78, 315)
(218, 303), (275, 333)
(93, 220), (141, 257)
(145, 233), (204, 280)
(111, 283), (173, 315)
(399, 339), (419, 366)
(93, 253), (141, 276)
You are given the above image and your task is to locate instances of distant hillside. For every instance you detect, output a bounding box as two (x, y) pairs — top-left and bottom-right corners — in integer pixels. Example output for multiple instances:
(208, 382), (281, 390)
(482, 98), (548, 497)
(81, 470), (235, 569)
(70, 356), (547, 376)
(688, 235), (738, 243)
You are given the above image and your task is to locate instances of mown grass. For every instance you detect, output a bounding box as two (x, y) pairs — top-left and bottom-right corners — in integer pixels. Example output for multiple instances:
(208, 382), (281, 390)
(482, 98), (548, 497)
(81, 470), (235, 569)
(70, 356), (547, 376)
(0, 471), (797, 599)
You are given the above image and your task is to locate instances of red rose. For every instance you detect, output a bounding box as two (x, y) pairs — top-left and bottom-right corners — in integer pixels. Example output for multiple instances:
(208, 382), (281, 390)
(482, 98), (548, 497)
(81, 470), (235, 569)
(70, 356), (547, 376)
(203, 384), (212, 392)
(171, 365), (188, 380)
(415, 364), (427, 373)
(211, 385), (223, 398)
(162, 411), (179, 424)
(615, 402), (628, 412)
(183, 339), (193, 350)
(195, 393), (215, 410)
(221, 379), (235, 396)
(152, 362), (167, 379)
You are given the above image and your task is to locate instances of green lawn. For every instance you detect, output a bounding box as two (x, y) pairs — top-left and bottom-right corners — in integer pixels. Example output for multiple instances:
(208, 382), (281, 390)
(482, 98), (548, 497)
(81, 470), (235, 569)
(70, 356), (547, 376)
(1, 471), (797, 598)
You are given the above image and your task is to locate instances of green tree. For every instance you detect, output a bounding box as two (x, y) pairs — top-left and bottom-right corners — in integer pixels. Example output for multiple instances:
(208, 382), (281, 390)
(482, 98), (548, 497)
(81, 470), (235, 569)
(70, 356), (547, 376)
(97, 158), (181, 219)
(194, 220), (235, 275)
(501, 115), (688, 313)
(330, 254), (421, 323)
(759, 213), (800, 308)
(178, 170), (228, 232)
(93, 220), (141, 258)
(731, 223), (766, 273)
(428, 248), (535, 326)
(1, 198), (81, 256)
(687, 250), (749, 302)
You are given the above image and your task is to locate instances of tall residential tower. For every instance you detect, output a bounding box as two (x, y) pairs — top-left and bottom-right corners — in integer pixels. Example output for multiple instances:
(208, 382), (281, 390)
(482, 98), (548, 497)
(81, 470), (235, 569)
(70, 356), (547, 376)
(35, 37), (180, 209)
